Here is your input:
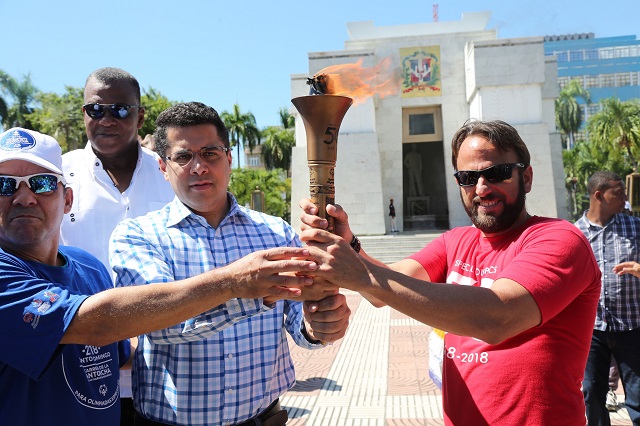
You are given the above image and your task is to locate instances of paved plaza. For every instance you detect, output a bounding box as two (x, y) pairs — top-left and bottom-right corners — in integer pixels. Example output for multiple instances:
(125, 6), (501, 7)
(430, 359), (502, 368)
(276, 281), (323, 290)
(282, 290), (632, 425)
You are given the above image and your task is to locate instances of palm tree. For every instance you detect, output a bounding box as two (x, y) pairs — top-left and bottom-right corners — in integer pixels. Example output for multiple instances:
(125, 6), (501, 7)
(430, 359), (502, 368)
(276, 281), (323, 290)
(260, 108), (295, 173)
(0, 95), (7, 129)
(587, 98), (640, 171)
(0, 70), (39, 129)
(555, 79), (591, 149)
(278, 107), (294, 129)
(261, 126), (294, 173)
(221, 104), (261, 169)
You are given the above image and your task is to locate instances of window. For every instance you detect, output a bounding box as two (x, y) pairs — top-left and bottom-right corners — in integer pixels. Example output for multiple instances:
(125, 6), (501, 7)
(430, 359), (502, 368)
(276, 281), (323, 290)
(616, 73), (631, 87)
(248, 155), (261, 167)
(409, 114), (435, 136)
(615, 47), (630, 58)
(569, 50), (584, 61)
(402, 107), (442, 143)
(601, 74), (615, 87)
(556, 52), (568, 62)
(585, 75), (599, 88)
(585, 49), (599, 60)
(600, 48), (614, 59)
(558, 77), (569, 89)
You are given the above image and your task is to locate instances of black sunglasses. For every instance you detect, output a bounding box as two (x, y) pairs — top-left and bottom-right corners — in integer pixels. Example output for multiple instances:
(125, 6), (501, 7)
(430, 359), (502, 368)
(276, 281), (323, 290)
(82, 103), (141, 119)
(454, 163), (525, 187)
(165, 146), (230, 166)
(0, 173), (66, 196)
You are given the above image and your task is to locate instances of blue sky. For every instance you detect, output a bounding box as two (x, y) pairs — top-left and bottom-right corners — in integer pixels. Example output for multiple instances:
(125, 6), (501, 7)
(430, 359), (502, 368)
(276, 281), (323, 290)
(1, 0), (638, 129)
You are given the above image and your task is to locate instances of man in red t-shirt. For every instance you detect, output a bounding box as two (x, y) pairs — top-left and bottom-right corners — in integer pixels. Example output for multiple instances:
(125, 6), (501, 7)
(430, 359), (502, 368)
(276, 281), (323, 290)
(300, 120), (601, 425)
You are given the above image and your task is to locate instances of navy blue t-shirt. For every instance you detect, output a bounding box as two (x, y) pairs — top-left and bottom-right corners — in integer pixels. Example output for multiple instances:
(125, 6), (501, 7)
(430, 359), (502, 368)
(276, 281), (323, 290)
(0, 245), (127, 425)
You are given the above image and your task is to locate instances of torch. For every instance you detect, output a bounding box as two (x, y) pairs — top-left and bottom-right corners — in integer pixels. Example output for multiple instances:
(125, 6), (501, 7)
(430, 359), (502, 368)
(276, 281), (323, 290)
(292, 77), (353, 233)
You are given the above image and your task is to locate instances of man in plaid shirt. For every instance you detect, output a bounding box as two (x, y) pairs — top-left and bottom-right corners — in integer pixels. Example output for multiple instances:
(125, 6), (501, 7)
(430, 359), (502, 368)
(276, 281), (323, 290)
(575, 171), (640, 425)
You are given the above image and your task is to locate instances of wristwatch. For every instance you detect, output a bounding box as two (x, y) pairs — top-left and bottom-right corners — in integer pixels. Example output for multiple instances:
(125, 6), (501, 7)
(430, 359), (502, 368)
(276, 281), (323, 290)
(350, 234), (361, 253)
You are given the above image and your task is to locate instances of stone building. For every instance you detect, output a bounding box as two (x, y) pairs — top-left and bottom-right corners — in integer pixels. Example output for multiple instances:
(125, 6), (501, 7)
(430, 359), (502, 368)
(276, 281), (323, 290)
(289, 12), (566, 235)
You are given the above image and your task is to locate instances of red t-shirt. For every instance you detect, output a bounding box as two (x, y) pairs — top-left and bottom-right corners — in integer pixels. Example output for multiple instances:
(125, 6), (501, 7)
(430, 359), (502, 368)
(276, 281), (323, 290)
(410, 216), (601, 425)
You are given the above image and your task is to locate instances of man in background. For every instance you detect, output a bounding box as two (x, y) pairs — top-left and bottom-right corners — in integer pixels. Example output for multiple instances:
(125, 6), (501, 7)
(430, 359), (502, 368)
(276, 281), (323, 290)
(576, 171), (640, 425)
(59, 67), (175, 424)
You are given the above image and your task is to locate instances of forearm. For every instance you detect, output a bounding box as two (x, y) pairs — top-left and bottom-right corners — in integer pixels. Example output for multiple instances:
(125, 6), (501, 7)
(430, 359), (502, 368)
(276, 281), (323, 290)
(61, 271), (234, 346)
(357, 262), (539, 344)
(147, 298), (270, 344)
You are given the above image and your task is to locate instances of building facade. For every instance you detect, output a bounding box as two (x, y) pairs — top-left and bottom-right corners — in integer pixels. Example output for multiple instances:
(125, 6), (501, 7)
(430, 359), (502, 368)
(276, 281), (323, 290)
(290, 12), (566, 235)
(544, 33), (640, 142)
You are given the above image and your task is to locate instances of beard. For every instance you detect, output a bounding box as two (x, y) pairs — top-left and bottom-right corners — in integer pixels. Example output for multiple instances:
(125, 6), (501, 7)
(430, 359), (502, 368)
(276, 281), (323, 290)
(461, 177), (526, 234)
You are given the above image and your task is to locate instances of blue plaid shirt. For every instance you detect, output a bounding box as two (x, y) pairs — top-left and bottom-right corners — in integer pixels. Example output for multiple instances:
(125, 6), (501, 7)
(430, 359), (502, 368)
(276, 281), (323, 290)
(110, 194), (321, 425)
(575, 211), (640, 332)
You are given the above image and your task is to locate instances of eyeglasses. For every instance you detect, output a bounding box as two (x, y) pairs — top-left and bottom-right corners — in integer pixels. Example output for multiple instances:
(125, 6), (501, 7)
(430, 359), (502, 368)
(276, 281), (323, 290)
(164, 146), (230, 166)
(0, 173), (66, 196)
(454, 163), (525, 187)
(82, 103), (141, 119)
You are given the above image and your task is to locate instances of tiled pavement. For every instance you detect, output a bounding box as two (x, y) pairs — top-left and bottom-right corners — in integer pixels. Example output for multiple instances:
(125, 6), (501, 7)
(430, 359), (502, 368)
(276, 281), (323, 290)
(282, 290), (633, 425)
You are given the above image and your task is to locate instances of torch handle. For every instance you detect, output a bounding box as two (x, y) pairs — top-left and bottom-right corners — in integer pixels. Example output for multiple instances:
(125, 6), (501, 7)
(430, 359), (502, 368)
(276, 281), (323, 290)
(310, 190), (335, 234)
(309, 164), (335, 234)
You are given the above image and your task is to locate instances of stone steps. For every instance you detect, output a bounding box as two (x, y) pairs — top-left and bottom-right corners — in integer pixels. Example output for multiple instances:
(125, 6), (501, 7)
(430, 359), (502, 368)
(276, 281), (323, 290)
(359, 232), (443, 264)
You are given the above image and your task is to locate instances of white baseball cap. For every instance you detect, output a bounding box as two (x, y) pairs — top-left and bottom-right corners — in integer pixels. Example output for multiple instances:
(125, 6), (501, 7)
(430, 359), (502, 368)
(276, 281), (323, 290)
(0, 128), (63, 174)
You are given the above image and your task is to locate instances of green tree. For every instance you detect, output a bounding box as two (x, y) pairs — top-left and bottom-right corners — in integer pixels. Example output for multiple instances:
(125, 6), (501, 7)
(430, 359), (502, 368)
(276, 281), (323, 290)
(28, 87), (85, 152)
(587, 98), (640, 171)
(228, 168), (291, 220)
(278, 106), (294, 129)
(221, 104), (261, 169)
(261, 126), (294, 172)
(563, 137), (632, 220)
(555, 79), (590, 149)
(0, 94), (7, 128)
(0, 70), (39, 129)
(261, 107), (295, 173)
(140, 87), (174, 139)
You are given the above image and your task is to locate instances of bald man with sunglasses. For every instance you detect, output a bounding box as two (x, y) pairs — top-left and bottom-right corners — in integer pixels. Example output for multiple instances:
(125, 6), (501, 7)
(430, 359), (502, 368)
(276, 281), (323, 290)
(59, 67), (175, 423)
(0, 127), (321, 425)
(300, 120), (602, 425)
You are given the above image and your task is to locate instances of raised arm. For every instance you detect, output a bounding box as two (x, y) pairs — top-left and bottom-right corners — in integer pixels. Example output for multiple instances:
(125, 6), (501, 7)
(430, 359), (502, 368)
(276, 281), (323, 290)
(300, 228), (542, 345)
(61, 247), (317, 346)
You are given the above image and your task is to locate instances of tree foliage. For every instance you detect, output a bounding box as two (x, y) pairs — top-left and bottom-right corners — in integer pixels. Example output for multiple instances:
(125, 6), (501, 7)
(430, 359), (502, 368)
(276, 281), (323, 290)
(563, 97), (640, 220)
(261, 107), (295, 173)
(221, 104), (261, 169)
(555, 79), (591, 149)
(261, 125), (295, 172)
(587, 98), (640, 171)
(140, 87), (175, 139)
(27, 87), (85, 152)
(228, 168), (291, 221)
(0, 70), (39, 129)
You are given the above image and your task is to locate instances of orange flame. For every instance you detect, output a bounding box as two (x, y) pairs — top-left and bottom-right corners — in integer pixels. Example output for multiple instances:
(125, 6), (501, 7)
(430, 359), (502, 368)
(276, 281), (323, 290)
(314, 57), (401, 104)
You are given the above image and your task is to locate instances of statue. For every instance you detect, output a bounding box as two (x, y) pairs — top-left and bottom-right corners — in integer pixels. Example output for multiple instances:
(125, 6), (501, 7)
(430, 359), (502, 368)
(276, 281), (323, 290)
(404, 144), (424, 197)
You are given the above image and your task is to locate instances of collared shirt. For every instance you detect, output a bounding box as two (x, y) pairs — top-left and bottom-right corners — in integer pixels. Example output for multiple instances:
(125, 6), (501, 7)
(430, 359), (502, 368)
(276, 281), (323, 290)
(576, 211), (640, 331)
(110, 194), (321, 426)
(60, 142), (175, 272)
(60, 141), (175, 399)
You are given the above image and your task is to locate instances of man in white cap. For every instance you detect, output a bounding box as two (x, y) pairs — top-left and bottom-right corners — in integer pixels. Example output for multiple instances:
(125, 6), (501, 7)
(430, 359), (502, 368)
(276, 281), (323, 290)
(0, 127), (329, 425)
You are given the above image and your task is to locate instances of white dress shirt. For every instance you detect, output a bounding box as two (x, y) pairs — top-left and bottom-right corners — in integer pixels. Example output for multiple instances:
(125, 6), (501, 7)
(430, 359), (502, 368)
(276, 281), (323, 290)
(59, 141), (175, 398)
